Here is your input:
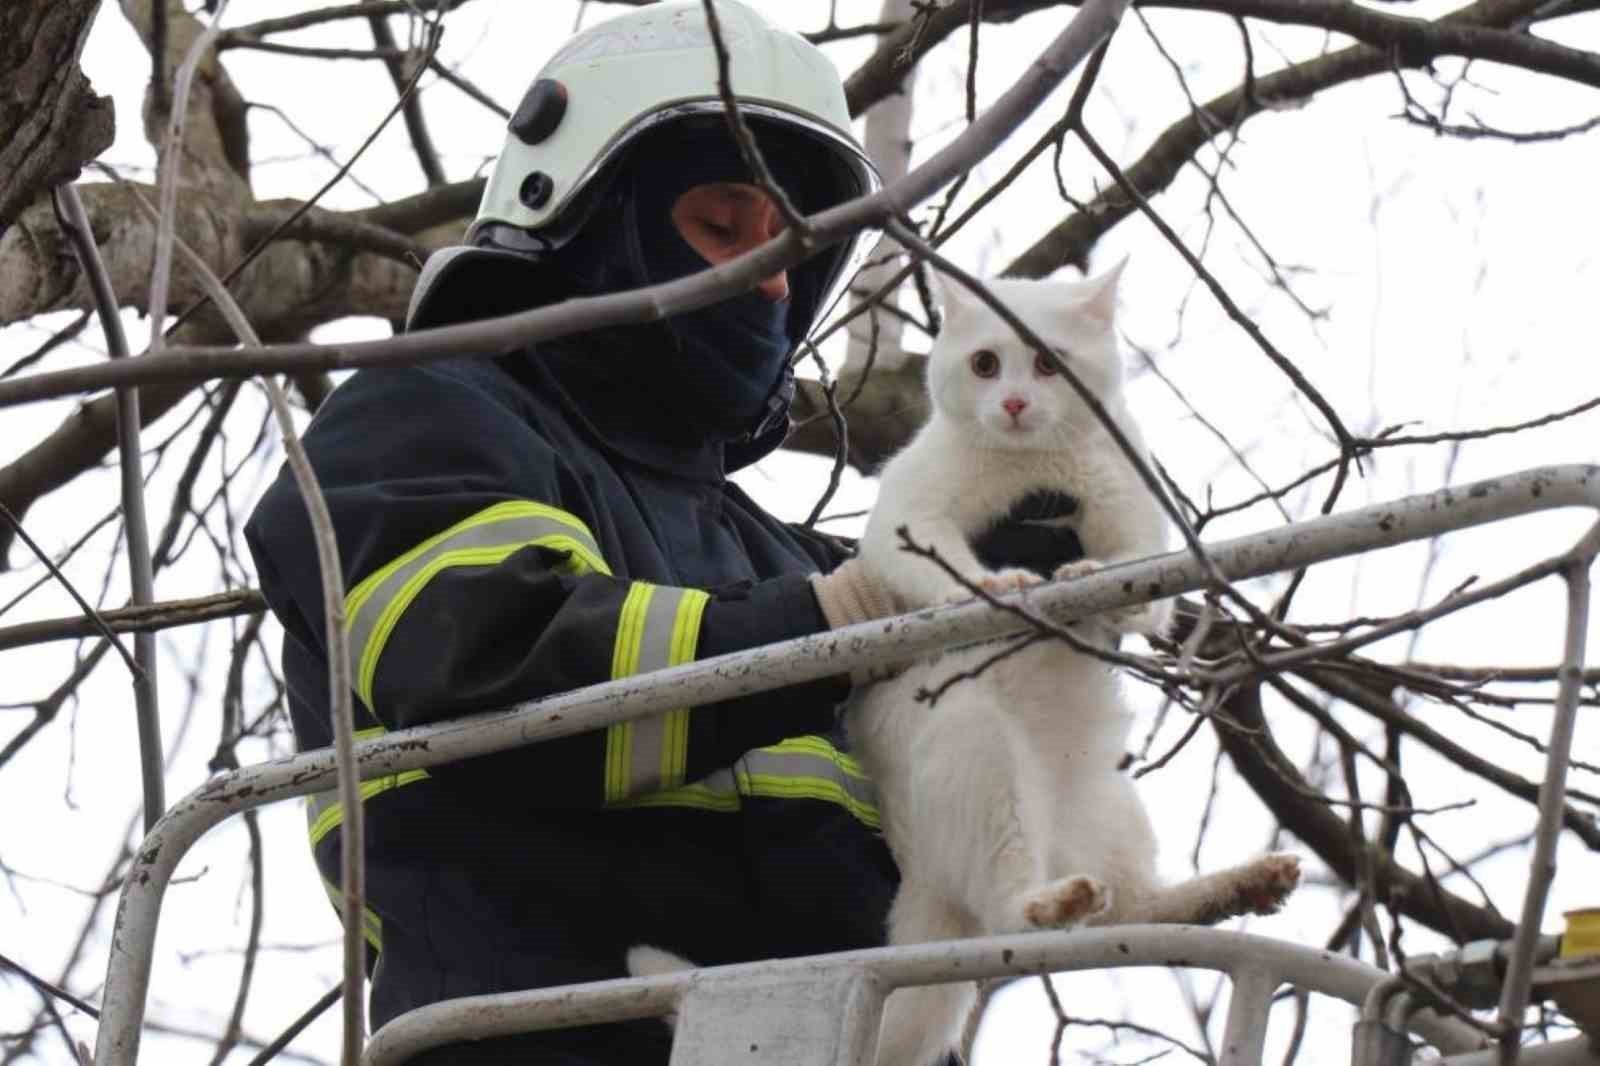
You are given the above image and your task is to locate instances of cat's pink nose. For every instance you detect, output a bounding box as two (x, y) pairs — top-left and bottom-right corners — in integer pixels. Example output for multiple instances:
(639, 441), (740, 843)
(1002, 396), (1028, 419)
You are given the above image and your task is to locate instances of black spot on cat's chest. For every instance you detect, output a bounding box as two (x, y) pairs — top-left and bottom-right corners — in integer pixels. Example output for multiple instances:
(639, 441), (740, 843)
(970, 489), (1084, 578)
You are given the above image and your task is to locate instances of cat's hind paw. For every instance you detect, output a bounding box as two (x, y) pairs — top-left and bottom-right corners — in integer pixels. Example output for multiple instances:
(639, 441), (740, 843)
(1233, 853), (1302, 915)
(1022, 875), (1111, 929)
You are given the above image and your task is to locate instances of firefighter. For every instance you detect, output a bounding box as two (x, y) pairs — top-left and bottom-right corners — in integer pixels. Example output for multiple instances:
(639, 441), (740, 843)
(246, 3), (909, 1062)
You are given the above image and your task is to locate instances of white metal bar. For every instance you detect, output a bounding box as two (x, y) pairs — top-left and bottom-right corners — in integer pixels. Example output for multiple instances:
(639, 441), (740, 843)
(666, 966), (884, 1066)
(1496, 552), (1595, 1058)
(1219, 966), (1281, 1066)
(1444, 1038), (1600, 1066)
(92, 463), (1600, 1065)
(362, 925), (1488, 1066)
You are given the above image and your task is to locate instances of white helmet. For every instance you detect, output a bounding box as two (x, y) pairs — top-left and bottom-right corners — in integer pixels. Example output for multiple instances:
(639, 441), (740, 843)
(407, 0), (881, 333)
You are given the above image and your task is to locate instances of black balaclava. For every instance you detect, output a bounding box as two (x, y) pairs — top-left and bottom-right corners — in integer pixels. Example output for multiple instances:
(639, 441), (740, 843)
(551, 128), (826, 443)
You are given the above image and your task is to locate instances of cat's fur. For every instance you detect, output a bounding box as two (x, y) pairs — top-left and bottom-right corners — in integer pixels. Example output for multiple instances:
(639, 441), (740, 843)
(845, 267), (1300, 1066)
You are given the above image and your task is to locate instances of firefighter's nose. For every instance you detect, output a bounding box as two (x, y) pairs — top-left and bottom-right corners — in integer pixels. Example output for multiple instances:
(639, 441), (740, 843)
(754, 268), (789, 302)
(743, 200), (789, 301)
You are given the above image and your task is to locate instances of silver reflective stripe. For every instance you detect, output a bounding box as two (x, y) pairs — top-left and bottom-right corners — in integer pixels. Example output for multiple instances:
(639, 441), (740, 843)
(345, 502), (606, 709)
(601, 582), (710, 797)
(737, 740), (881, 829)
(614, 736), (881, 829)
(616, 585), (691, 796)
(305, 788), (337, 836)
(604, 583), (708, 802)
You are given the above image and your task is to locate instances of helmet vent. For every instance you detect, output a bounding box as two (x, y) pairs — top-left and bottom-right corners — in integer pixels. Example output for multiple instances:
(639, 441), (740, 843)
(518, 172), (555, 210)
(510, 79), (568, 146)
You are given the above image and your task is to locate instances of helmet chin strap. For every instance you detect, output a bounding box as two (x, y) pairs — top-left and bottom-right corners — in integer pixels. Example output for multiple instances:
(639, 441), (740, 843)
(748, 363), (796, 443)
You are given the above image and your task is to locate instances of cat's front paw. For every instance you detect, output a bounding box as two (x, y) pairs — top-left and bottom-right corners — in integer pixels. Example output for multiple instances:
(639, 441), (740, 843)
(942, 568), (1040, 605)
(1052, 560), (1170, 636)
(977, 568), (1041, 597)
(1022, 875), (1112, 928)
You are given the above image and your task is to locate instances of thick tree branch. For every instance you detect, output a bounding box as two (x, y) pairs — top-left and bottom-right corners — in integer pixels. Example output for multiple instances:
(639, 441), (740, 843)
(121, 0), (252, 194)
(1005, 0), (1553, 275)
(0, 0), (1133, 408)
(363, 2), (446, 187)
(0, 0), (115, 233)
(1297, 667), (1600, 848)
(1214, 681), (1516, 942)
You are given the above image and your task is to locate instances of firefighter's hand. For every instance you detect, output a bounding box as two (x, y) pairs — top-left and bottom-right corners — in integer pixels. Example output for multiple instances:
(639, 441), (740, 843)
(810, 559), (910, 687)
(810, 557), (902, 629)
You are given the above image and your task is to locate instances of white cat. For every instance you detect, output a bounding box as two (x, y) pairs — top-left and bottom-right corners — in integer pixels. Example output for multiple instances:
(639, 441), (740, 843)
(846, 266), (1301, 1066)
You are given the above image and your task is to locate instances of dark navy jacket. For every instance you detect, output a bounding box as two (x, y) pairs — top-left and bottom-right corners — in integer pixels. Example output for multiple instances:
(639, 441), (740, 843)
(244, 341), (899, 1064)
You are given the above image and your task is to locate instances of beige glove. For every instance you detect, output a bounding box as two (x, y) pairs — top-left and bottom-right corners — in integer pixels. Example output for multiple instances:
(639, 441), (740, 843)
(809, 557), (902, 629)
(809, 558), (909, 686)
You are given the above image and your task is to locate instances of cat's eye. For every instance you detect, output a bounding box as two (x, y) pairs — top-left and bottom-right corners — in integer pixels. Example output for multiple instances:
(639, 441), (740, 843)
(970, 349), (1000, 378)
(1033, 351), (1062, 376)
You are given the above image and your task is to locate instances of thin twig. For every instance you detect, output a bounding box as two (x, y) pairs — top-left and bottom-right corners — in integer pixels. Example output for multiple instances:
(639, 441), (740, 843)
(52, 183), (165, 833)
(364, 0), (445, 186)
(146, 0), (233, 352)
(0, 950), (100, 1019)
(0, 504), (141, 677)
(700, 0), (813, 237)
(140, 189), (366, 1066)
(0, 589), (264, 652)
(800, 343), (851, 528)
(242, 985), (342, 1066)
(160, 15), (443, 340)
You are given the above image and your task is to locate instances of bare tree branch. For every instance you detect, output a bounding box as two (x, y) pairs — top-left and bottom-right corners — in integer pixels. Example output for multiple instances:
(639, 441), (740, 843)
(1213, 681), (1516, 942)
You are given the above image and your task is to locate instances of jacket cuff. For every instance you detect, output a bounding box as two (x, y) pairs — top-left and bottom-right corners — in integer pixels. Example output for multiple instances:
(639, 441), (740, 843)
(697, 571), (830, 658)
(695, 573), (848, 754)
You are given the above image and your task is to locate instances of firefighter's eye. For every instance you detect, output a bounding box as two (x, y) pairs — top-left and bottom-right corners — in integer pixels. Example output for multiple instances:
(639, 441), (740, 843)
(970, 350), (1000, 378)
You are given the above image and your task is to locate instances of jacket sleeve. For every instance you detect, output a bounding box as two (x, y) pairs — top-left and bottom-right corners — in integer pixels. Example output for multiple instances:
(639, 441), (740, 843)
(245, 361), (846, 811)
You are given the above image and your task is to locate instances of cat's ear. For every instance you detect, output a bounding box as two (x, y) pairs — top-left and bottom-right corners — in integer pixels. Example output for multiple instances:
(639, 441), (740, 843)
(930, 268), (977, 326)
(1075, 257), (1127, 325)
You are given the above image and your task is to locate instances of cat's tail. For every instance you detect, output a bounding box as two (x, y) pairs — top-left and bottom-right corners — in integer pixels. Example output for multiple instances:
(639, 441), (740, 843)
(625, 944), (696, 979)
(876, 982), (977, 1066)
(624, 944), (697, 1032)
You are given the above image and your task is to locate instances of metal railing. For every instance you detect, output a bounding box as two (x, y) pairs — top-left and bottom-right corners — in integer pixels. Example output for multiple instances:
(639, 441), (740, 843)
(91, 464), (1600, 1065)
(361, 925), (1493, 1065)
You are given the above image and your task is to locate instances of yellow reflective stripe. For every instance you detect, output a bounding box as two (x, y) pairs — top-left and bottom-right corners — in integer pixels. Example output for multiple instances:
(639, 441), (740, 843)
(662, 589), (707, 786)
(610, 735), (880, 829)
(322, 878), (384, 953)
(738, 736), (879, 828)
(762, 734), (871, 779)
(304, 724), (429, 848)
(604, 584), (710, 804)
(614, 775), (741, 813)
(307, 770), (429, 847)
(604, 582), (656, 803)
(345, 501), (609, 710)
(736, 769), (881, 830)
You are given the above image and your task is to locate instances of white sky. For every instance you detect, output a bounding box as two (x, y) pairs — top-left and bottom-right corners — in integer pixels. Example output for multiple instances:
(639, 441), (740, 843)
(2, 1), (1598, 1063)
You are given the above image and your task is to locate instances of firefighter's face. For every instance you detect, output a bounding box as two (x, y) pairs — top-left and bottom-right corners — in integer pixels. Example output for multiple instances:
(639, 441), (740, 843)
(670, 183), (790, 303)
